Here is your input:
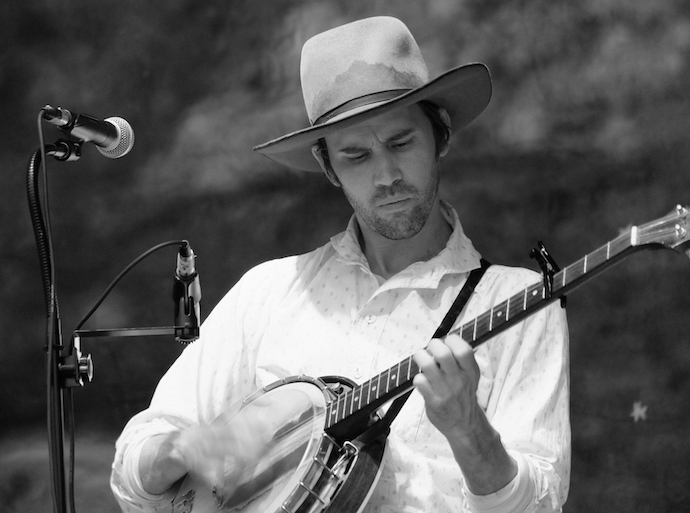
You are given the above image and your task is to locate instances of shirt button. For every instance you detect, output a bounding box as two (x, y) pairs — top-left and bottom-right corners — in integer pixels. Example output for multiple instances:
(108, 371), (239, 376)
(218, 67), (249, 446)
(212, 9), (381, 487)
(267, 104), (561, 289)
(365, 314), (376, 324)
(354, 368), (362, 379)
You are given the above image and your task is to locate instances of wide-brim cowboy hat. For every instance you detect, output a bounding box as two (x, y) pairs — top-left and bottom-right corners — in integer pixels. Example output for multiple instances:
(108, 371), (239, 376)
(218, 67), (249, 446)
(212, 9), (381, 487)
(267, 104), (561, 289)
(253, 16), (492, 173)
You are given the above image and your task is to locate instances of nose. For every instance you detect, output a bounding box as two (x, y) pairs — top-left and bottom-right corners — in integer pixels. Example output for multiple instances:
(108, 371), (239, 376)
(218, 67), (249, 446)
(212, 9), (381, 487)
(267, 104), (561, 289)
(373, 152), (402, 187)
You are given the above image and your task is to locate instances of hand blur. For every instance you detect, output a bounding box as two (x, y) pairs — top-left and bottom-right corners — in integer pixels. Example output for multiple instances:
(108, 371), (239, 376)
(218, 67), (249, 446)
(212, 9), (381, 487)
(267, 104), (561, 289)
(178, 422), (263, 499)
(177, 389), (313, 507)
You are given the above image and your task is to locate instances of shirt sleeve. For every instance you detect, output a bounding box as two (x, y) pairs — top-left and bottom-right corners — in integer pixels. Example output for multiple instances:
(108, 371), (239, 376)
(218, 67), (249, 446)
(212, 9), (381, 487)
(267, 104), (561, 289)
(464, 450), (534, 513)
(109, 259), (288, 512)
(465, 265), (571, 512)
(110, 415), (193, 512)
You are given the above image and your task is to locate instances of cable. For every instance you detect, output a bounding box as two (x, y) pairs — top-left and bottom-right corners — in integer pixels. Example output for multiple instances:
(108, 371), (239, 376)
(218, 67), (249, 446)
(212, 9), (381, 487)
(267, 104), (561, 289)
(74, 239), (186, 332)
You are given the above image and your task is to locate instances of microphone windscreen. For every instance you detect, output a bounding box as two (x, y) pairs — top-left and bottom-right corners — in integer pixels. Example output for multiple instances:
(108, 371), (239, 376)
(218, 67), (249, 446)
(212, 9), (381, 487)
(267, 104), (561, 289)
(98, 117), (135, 159)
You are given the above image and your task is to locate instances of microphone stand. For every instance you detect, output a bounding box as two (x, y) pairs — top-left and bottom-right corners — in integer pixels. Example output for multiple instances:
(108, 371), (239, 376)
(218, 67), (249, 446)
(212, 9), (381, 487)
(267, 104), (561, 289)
(27, 139), (83, 513)
(27, 138), (198, 513)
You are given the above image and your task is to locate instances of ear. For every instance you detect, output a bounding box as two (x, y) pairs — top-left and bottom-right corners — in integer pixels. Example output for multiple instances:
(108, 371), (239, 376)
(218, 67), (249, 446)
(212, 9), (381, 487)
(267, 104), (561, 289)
(311, 143), (327, 172)
(438, 107), (452, 158)
(311, 143), (341, 187)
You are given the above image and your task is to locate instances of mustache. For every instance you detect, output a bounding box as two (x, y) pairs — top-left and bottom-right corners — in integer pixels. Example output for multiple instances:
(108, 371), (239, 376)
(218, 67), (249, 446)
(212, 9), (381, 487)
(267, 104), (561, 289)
(373, 181), (418, 201)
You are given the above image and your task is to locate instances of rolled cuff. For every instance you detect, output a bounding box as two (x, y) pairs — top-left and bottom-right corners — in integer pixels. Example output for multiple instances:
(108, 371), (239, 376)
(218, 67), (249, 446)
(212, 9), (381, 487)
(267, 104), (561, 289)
(111, 417), (185, 512)
(465, 451), (535, 513)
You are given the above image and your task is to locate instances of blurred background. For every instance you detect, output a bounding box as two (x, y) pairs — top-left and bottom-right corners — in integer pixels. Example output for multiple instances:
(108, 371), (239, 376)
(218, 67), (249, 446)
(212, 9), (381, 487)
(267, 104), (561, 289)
(2, 0), (689, 511)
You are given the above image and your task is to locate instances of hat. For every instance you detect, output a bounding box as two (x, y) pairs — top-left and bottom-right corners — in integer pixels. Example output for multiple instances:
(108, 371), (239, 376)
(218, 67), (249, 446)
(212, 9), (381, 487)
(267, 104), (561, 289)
(253, 16), (492, 172)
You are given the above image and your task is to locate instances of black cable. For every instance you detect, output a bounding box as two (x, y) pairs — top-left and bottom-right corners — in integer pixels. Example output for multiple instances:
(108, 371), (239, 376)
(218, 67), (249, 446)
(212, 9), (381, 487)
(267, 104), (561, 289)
(74, 239), (187, 332)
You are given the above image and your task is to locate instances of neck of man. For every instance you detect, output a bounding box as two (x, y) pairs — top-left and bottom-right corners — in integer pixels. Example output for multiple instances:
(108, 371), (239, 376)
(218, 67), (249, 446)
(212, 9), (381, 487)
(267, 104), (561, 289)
(357, 200), (453, 281)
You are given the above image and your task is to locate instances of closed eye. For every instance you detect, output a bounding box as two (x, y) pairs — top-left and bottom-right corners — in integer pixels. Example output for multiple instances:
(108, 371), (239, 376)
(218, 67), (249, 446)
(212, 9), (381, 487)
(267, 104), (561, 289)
(390, 136), (414, 150)
(346, 152), (368, 163)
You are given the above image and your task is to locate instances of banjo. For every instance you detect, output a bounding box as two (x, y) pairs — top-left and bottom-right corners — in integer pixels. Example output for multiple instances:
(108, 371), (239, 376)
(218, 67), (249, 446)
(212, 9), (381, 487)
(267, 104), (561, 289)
(170, 205), (690, 513)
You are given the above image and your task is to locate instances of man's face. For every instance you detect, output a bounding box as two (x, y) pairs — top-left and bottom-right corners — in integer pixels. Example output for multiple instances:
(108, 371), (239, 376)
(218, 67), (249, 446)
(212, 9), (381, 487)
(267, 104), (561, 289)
(323, 104), (445, 240)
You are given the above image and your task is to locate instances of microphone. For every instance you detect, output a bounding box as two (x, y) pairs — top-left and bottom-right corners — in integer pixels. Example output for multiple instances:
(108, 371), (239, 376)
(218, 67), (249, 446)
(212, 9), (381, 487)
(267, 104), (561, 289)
(173, 241), (201, 344)
(42, 104), (135, 159)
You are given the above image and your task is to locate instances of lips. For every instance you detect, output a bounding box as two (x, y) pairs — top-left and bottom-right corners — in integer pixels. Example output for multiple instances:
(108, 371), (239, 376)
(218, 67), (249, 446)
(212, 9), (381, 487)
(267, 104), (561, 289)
(377, 196), (413, 209)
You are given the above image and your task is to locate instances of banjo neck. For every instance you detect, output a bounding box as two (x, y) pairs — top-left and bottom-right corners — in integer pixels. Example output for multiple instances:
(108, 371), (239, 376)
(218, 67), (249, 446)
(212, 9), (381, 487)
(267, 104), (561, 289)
(325, 205), (690, 434)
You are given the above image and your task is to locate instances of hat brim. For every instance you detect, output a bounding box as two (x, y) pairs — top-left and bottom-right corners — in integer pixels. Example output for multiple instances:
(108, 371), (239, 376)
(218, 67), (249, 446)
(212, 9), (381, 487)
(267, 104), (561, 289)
(253, 62), (492, 172)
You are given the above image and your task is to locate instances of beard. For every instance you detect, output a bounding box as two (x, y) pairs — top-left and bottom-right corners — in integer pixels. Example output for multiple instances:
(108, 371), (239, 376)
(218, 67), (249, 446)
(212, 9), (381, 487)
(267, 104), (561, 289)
(343, 161), (441, 240)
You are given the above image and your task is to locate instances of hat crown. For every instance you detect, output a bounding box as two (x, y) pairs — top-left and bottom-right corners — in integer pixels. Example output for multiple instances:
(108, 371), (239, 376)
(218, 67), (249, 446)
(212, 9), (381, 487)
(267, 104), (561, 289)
(300, 17), (430, 125)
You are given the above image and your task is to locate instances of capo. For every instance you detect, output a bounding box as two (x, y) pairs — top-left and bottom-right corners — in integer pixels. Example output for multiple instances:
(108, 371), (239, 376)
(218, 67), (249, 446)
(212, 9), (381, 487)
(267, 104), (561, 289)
(530, 241), (567, 308)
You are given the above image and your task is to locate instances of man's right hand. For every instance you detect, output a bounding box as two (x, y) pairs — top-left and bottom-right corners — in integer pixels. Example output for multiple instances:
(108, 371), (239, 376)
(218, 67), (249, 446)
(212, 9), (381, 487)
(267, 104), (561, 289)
(138, 421), (267, 497)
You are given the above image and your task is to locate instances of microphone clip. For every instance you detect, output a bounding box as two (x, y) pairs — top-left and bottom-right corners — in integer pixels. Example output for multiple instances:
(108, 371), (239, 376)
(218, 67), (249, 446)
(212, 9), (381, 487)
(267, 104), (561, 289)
(173, 241), (201, 344)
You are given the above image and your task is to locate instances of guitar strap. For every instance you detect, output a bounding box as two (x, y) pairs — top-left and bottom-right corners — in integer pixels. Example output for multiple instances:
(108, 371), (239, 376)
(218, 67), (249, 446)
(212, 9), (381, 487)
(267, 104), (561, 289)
(353, 258), (491, 449)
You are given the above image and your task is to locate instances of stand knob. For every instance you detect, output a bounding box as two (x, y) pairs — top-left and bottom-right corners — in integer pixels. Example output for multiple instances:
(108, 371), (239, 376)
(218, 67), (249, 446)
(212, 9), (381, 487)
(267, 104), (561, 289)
(59, 336), (94, 388)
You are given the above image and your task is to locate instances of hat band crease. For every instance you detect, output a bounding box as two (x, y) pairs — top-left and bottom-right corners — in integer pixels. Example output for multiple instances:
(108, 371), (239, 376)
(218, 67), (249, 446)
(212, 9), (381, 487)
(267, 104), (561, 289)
(313, 89), (410, 126)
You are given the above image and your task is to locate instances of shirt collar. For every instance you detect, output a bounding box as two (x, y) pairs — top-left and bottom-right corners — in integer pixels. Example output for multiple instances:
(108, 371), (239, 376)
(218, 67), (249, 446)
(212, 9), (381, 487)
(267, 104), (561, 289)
(330, 200), (482, 289)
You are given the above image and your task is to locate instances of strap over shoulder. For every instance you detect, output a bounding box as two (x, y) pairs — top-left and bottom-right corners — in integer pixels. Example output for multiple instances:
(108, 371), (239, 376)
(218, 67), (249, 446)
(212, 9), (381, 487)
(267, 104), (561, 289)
(433, 258), (491, 339)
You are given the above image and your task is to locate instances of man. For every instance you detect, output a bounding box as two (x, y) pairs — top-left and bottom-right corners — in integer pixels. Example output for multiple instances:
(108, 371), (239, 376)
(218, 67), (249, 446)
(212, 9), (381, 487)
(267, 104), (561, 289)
(111, 16), (570, 512)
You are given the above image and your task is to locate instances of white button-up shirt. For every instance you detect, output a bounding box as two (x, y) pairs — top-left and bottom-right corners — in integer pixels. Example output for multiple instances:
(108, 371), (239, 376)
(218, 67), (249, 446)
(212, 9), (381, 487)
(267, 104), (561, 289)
(111, 202), (570, 513)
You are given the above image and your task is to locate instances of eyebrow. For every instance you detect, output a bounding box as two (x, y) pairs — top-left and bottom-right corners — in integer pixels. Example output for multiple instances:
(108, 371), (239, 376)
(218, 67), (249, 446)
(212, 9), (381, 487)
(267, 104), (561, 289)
(336, 127), (416, 154)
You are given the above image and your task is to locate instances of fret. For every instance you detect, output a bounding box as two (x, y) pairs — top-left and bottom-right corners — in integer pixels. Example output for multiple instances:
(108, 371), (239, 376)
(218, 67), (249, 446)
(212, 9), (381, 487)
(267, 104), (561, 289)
(478, 312), (491, 338)
(461, 323), (472, 341)
(385, 367), (394, 393)
(392, 361), (401, 390)
(565, 259), (585, 282)
(523, 287), (528, 311)
(407, 358), (418, 381)
(526, 285), (541, 309)
(345, 388), (354, 417)
(480, 296), (513, 340)
(506, 296), (520, 318)
(474, 316), (483, 340)
(351, 388), (361, 415)
(587, 246), (598, 272)
(606, 240), (610, 260)
(376, 371), (388, 399)
(585, 248), (598, 267)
